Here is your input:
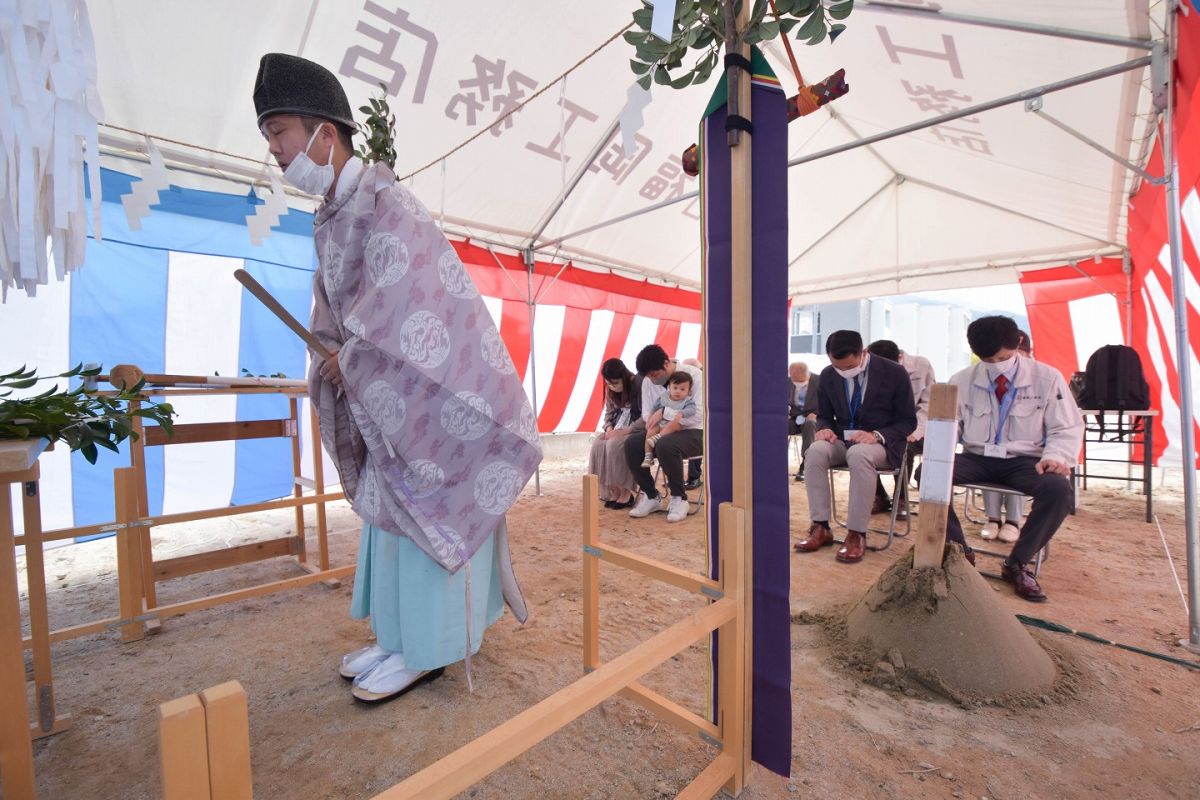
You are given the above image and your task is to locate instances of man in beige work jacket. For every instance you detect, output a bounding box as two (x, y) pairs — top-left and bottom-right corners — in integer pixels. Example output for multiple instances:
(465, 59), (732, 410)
(943, 315), (1084, 602)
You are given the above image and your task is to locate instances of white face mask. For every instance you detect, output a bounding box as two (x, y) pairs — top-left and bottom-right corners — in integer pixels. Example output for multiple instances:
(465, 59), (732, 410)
(834, 364), (863, 380)
(282, 125), (335, 196)
(984, 354), (1017, 379)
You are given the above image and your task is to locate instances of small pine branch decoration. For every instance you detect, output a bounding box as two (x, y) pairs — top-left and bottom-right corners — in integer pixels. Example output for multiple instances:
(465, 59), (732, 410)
(356, 83), (398, 169)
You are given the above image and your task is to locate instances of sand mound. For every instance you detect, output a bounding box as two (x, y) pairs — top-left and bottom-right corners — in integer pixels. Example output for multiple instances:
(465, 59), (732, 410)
(846, 547), (1056, 697)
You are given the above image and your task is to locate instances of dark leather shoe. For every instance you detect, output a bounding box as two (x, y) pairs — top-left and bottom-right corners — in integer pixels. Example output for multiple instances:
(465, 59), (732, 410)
(684, 478), (702, 491)
(870, 497), (891, 515)
(961, 544), (976, 567)
(1001, 560), (1046, 602)
(836, 531), (866, 563)
(894, 493), (909, 520)
(793, 471), (805, 483)
(794, 523), (833, 552)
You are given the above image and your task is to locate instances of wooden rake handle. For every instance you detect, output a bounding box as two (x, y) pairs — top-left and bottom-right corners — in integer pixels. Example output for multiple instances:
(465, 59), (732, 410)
(233, 268), (334, 361)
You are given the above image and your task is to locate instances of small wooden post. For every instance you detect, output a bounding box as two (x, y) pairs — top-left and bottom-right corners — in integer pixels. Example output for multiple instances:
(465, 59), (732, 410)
(0, 470), (37, 798)
(718, 502), (747, 794)
(200, 681), (253, 800)
(21, 463), (70, 738)
(913, 384), (960, 569)
(128, 398), (159, 615)
(288, 397), (308, 565)
(158, 694), (211, 800)
(310, 403), (331, 574)
(114, 468), (147, 642)
(582, 474), (600, 672)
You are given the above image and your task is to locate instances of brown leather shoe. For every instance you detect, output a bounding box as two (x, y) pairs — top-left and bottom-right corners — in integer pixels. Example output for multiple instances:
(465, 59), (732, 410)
(836, 531), (865, 563)
(962, 544), (976, 567)
(1001, 560), (1046, 602)
(794, 523), (833, 552)
(870, 496), (891, 515)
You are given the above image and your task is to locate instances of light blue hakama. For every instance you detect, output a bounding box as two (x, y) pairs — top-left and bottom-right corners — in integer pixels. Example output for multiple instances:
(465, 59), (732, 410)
(350, 522), (504, 672)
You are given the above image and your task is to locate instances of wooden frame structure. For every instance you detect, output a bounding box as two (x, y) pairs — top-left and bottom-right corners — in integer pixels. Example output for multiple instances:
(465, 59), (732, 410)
(180, 474), (749, 799)
(13, 380), (347, 653)
(364, 476), (747, 797)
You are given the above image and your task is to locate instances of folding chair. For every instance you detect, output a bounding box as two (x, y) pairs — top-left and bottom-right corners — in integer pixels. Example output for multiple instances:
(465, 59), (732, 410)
(828, 454), (911, 551)
(957, 481), (1048, 578)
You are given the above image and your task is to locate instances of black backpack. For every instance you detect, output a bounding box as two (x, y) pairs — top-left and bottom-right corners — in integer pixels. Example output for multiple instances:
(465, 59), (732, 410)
(1077, 344), (1150, 440)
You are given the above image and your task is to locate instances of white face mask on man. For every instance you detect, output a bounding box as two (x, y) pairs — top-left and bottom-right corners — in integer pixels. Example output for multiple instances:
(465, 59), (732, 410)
(984, 354), (1017, 379)
(282, 125), (335, 196)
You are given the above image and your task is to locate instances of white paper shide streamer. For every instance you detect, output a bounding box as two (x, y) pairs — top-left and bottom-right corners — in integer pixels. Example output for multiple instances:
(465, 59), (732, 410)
(1, 0), (104, 301)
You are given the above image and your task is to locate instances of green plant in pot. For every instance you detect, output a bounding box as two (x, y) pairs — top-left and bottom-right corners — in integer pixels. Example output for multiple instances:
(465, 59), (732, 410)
(0, 364), (176, 464)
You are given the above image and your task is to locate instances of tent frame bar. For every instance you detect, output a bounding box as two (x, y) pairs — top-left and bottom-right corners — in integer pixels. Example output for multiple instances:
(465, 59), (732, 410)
(1162, 5), (1200, 654)
(788, 55), (1153, 169)
(538, 56), (1152, 253)
(1029, 103), (1163, 185)
(858, 0), (1155, 51)
(788, 178), (894, 267)
(525, 117), (621, 248)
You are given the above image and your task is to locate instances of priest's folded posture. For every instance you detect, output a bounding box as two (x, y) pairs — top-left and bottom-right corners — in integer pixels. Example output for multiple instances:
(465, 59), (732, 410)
(254, 54), (541, 703)
(940, 316), (1083, 602)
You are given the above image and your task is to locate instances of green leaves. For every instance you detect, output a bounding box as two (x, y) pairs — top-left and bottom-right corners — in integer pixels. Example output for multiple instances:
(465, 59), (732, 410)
(355, 82), (398, 170)
(0, 364), (177, 464)
(624, 0), (854, 93)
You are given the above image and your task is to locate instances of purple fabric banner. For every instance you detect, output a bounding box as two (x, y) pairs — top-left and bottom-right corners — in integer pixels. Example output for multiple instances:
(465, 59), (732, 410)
(702, 52), (792, 777)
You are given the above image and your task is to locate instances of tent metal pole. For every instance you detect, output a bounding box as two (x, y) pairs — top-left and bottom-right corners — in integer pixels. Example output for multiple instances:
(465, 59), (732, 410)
(525, 117), (621, 248)
(858, 1), (1154, 50)
(904, 176), (1122, 249)
(788, 178), (894, 267)
(541, 58), (1151, 252)
(1123, 251), (1133, 346)
(524, 248), (542, 497)
(1029, 106), (1162, 185)
(788, 56), (1152, 169)
(1162, 11), (1200, 654)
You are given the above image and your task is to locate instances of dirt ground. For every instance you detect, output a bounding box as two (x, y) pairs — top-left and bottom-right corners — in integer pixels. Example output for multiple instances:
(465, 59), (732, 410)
(16, 453), (1200, 799)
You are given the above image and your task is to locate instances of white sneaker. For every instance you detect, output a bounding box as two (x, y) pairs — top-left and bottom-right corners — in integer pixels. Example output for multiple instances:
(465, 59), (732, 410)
(641, 455), (654, 468)
(666, 496), (689, 523)
(980, 520), (1000, 540)
(629, 495), (663, 518)
(998, 522), (1021, 543)
(339, 644), (389, 680)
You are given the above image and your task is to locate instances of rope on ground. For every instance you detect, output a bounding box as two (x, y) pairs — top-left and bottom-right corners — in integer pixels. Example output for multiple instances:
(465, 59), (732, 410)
(1016, 614), (1200, 672)
(1154, 512), (1189, 615)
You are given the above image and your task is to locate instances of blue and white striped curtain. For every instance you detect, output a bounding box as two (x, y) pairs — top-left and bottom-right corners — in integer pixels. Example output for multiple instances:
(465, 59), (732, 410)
(2, 167), (330, 536)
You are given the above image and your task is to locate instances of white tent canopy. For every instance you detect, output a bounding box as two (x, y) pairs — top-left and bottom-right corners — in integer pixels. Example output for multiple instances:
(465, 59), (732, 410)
(85, 0), (1165, 299)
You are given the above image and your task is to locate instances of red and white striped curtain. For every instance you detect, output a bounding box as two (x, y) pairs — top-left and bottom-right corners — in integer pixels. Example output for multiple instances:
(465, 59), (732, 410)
(454, 241), (702, 434)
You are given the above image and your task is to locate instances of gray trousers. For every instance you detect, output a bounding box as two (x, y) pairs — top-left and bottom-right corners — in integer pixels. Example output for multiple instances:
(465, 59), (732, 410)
(804, 439), (889, 533)
(983, 490), (1025, 523)
(789, 416), (816, 472)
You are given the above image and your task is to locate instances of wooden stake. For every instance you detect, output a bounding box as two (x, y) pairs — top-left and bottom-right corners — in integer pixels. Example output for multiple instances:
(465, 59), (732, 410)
(289, 398), (308, 565)
(718, 503), (747, 794)
(582, 474), (600, 672)
(310, 403), (331, 574)
(158, 694), (211, 800)
(728, 0), (756, 781)
(0, 472), (37, 798)
(114, 468), (146, 642)
(21, 464), (70, 738)
(200, 682), (253, 800)
(913, 384), (960, 569)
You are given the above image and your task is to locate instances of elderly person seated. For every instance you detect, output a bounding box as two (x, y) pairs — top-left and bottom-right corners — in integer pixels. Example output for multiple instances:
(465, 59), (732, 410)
(587, 358), (643, 509)
(788, 361), (820, 481)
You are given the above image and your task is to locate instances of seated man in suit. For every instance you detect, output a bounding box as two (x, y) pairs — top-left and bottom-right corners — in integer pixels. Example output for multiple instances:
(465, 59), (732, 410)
(787, 361), (820, 481)
(943, 316), (1083, 601)
(868, 339), (935, 518)
(794, 330), (916, 563)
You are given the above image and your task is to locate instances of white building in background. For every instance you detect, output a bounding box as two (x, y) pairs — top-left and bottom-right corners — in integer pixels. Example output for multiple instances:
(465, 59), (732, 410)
(790, 295), (1017, 381)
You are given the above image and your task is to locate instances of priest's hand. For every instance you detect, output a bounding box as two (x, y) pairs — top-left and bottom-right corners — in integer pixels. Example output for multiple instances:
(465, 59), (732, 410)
(319, 349), (343, 386)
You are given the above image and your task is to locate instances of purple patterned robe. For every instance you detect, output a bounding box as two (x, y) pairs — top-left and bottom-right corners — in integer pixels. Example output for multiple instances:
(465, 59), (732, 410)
(307, 162), (540, 618)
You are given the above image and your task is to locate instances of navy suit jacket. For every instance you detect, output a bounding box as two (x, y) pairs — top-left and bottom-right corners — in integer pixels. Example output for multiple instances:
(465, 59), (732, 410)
(815, 355), (917, 468)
